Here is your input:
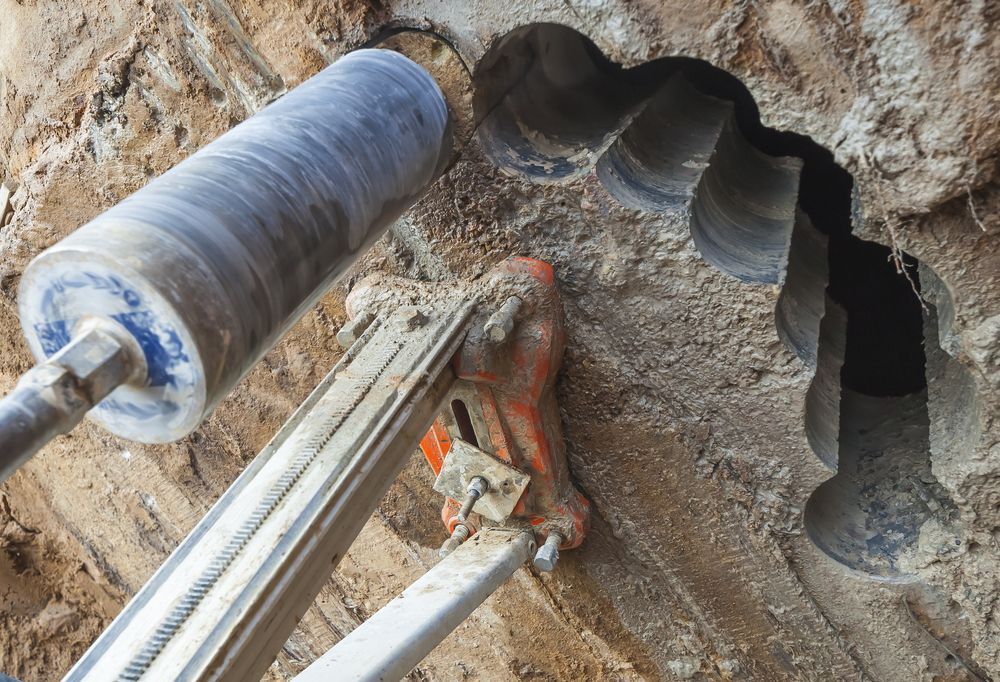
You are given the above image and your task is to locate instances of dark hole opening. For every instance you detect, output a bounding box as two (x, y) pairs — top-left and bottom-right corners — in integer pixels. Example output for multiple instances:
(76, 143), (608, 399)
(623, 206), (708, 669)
(830, 240), (926, 396)
(473, 22), (963, 580)
(451, 399), (479, 447)
(627, 58), (928, 400)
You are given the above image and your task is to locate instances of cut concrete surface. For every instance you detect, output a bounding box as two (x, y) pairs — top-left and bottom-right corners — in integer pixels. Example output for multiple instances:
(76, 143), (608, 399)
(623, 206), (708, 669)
(0, 1), (998, 680)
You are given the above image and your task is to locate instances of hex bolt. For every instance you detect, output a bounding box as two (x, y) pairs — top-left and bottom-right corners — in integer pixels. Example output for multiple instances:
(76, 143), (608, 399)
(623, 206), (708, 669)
(456, 476), (489, 523)
(0, 323), (144, 483)
(395, 307), (427, 331)
(483, 296), (522, 344)
(336, 312), (376, 349)
(533, 531), (564, 572)
(54, 324), (141, 399)
(438, 523), (471, 558)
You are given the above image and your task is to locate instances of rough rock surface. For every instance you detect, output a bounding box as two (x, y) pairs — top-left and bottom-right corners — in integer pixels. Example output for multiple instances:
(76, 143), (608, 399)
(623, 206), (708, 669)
(1, 1), (998, 680)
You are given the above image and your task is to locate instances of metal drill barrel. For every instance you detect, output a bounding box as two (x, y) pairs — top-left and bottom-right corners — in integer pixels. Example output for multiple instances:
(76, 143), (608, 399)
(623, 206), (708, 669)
(2, 48), (450, 479)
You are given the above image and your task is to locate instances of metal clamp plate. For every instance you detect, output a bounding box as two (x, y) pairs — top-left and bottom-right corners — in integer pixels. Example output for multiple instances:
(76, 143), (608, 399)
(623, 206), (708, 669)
(432, 439), (530, 522)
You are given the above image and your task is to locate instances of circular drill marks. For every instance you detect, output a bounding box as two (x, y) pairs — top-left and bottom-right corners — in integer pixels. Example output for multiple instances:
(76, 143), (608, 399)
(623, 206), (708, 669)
(471, 23), (976, 580)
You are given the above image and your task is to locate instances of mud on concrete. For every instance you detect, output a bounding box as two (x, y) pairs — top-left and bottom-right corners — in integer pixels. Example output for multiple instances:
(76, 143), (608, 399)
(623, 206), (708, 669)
(1, 0), (999, 680)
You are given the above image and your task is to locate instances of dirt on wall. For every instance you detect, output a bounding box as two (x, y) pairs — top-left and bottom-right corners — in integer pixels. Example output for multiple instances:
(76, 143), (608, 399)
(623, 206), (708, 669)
(1, 1), (998, 681)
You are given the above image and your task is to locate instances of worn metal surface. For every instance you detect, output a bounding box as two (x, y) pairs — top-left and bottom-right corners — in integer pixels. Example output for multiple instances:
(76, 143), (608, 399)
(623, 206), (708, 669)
(432, 439), (530, 523)
(64, 299), (474, 681)
(295, 528), (535, 682)
(0, 323), (140, 482)
(17, 48), (451, 445)
(351, 258), (592, 549)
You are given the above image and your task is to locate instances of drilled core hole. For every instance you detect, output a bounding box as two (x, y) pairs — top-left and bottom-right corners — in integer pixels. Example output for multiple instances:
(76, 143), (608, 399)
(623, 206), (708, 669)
(451, 398), (479, 448)
(475, 23), (649, 183)
(474, 24), (977, 580)
(596, 75), (802, 283)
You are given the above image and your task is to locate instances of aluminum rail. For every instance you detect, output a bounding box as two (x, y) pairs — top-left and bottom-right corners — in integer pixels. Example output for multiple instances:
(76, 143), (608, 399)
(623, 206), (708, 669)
(65, 298), (474, 681)
(296, 528), (535, 682)
(2, 48), (451, 482)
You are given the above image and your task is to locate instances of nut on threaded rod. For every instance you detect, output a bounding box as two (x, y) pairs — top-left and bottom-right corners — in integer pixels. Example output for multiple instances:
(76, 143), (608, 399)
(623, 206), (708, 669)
(456, 476), (488, 523)
(483, 296), (522, 344)
(533, 531), (563, 572)
(439, 477), (488, 558)
(438, 523), (471, 557)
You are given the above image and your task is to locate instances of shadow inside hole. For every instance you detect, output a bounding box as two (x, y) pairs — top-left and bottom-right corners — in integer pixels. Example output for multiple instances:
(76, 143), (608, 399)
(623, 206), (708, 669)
(830, 240), (928, 397)
(451, 398), (480, 448)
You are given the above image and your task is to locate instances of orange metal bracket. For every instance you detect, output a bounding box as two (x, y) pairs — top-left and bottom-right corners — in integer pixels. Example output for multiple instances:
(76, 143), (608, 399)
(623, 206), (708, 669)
(418, 257), (590, 549)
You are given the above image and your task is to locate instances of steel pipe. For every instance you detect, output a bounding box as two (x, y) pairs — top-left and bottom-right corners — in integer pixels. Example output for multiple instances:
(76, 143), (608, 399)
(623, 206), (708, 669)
(2, 48), (450, 480)
(67, 299), (474, 681)
(0, 323), (142, 480)
(296, 528), (535, 682)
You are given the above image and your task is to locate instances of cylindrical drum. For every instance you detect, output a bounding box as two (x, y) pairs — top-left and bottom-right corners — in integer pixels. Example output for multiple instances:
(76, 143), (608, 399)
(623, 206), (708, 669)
(18, 49), (451, 443)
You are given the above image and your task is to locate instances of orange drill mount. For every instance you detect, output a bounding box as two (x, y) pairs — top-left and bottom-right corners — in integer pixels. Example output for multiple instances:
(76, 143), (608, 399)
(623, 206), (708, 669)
(345, 257), (590, 569)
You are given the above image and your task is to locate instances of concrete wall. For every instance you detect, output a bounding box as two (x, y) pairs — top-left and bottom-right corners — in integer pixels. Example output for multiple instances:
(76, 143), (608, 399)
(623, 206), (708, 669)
(0, 1), (997, 679)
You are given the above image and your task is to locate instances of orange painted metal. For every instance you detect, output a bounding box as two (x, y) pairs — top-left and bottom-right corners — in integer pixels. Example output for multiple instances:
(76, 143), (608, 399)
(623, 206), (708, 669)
(418, 419), (451, 474)
(418, 257), (590, 549)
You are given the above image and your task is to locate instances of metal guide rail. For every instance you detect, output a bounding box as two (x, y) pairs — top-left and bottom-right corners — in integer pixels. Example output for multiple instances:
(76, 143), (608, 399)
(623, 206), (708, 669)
(66, 257), (591, 681)
(67, 299), (474, 681)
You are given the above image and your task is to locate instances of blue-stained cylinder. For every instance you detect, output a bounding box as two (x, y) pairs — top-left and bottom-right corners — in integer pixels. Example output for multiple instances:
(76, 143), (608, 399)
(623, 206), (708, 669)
(18, 49), (451, 442)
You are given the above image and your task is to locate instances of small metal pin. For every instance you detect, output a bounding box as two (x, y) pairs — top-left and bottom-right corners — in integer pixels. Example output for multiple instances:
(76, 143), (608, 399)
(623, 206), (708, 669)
(483, 296), (522, 344)
(438, 478), (489, 558)
(533, 531), (563, 572)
